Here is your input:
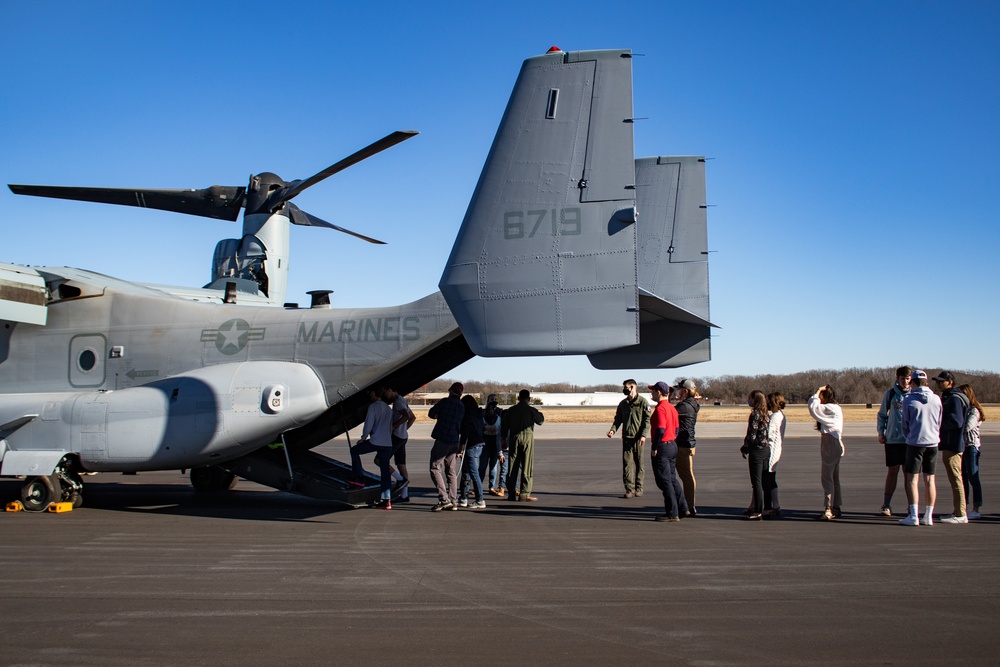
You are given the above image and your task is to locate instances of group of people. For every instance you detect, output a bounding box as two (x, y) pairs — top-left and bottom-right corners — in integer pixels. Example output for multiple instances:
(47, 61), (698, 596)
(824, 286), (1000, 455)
(426, 383), (544, 511)
(347, 384), (416, 508)
(876, 367), (985, 526)
(351, 382), (545, 511)
(349, 367), (986, 522)
(737, 366), (986, 524)
(607, 378), (702, 521)
(607, 368), (987, 524)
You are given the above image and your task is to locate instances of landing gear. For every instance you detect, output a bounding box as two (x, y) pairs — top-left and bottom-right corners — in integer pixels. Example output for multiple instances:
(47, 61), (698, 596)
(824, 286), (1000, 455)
(20, 475), (59, 512)
(190, 465), (238, 492)
(20, 458), (86, 511)
(54, 459), (84, 508)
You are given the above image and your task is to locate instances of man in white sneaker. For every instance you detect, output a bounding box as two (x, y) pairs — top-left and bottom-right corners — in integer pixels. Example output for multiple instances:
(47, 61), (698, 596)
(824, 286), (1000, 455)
(899, 370), (943, 526)
(933, 371), (971, 524)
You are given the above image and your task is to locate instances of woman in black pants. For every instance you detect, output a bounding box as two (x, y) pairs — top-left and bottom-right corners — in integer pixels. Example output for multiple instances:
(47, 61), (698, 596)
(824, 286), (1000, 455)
(741, 390), (771, 520)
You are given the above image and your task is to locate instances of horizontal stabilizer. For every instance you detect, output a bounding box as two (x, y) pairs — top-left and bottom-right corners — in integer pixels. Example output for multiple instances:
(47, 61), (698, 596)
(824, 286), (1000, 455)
(441, 48), (639, 356)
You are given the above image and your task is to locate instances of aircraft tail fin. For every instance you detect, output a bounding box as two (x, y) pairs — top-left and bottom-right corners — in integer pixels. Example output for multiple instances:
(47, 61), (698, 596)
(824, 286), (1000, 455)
(440, 48), (639, 356)
(440, 49), (714, 368)
(588, 156), (714, 369)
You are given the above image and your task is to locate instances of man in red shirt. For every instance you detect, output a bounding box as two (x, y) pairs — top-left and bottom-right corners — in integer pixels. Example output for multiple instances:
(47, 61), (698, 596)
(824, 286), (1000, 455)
(648, 381), (688, 522)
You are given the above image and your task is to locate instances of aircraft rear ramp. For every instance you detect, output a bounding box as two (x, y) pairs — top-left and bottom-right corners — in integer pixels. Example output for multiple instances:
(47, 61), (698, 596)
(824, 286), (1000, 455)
(223, 446), (405, 508)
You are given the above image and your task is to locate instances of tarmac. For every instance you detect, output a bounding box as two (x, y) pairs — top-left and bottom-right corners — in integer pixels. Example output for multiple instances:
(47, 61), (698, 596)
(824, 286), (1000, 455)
(1, 424), (997, 666)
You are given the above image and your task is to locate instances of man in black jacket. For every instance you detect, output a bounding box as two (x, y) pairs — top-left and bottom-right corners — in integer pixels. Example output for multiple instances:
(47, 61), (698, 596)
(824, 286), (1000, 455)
(933, 371), (970, 524)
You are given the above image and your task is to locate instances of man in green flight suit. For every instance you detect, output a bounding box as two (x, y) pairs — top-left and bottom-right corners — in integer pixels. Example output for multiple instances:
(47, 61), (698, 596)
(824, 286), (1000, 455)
(502, 389), (545, 501)
(607, 379), (650, 498)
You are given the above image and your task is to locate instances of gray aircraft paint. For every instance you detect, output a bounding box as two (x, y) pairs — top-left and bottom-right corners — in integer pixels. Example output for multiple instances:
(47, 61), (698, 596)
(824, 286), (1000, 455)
(588, 155), (715, 369)
(0, 48), (712, 499)
(440, 49), (640, 356)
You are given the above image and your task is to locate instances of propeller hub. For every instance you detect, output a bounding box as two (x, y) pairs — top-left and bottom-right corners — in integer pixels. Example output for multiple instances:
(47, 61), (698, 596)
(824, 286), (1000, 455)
(246, 172), (287, 215)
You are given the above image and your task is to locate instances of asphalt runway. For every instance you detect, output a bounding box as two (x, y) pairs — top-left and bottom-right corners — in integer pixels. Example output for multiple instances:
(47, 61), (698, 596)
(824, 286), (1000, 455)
(2, 429), (997, 666)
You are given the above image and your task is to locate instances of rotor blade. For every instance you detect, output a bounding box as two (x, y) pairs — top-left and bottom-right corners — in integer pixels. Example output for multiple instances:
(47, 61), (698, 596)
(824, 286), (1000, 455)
(287, 203), (385, 244)
(268, 130), (418, 207)
(8, 184), (246, 221)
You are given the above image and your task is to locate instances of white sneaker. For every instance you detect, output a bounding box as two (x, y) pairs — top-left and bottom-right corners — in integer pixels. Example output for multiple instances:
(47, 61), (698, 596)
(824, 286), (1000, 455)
(921, 514), (934, 526)
(968, 510), (982, 520)
(899, 515), (919, 526)
(471, 500), (486, 509)
(458, 498), (469, 508)
(940, 514), (968, 524)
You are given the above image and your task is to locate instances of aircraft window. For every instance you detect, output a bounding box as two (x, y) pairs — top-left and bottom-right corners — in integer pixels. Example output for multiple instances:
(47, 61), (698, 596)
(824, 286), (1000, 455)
(78, 349), (96, 372)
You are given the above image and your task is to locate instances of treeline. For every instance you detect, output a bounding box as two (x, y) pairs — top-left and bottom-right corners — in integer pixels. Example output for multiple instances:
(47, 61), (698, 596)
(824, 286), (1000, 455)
(426, 367), (1000, 404)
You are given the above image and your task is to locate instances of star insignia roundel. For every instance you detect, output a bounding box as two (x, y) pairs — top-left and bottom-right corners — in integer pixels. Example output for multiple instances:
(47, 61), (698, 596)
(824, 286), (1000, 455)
(200, 319), (265, 355)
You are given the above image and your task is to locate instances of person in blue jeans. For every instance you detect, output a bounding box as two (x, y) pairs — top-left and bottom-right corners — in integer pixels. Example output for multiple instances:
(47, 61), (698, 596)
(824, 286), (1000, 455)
(348, 385), (394, 508)
(649, 381), (687, 522)
(480, 394), (507, 496)
(960, 384), (986, 519)
(459, 394), (487, 509)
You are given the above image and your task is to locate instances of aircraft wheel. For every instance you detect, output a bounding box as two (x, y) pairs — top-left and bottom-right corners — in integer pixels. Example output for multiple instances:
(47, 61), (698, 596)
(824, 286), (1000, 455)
(21, 475), (59, 512)
(190, 466), (238, 492)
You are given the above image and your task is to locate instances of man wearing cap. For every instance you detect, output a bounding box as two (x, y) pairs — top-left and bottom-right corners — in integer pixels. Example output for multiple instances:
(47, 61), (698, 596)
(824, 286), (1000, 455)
(649, 381), (688, 522)
(674, 379), (700, 515)
(933, 371), (971, 524)
(428, 382), (466, 511)
(503, 389), (544, 501)
(877, 366), (911, 516)
(899, 370), (943, 526)
(607, 379), (650, 498)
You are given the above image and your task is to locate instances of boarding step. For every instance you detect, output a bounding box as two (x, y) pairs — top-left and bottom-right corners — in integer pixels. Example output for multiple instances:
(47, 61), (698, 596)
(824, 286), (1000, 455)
(223, 446), (406, 508)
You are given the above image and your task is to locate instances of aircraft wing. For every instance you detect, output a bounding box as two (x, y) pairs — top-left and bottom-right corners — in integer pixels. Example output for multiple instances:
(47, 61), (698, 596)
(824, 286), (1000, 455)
(0, 262), (47, 326)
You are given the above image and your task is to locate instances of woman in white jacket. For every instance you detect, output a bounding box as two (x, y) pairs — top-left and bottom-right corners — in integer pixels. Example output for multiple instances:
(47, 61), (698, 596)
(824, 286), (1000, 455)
(765, 392), (787, 516)
(807, 385), (844, 520)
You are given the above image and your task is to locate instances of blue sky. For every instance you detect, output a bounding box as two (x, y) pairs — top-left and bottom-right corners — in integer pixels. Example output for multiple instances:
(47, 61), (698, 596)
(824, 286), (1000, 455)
(3, 1), (998, 386)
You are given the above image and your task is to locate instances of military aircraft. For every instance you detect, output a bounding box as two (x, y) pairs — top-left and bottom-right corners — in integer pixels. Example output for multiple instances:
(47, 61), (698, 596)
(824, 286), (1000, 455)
(0, 47), (714, 511)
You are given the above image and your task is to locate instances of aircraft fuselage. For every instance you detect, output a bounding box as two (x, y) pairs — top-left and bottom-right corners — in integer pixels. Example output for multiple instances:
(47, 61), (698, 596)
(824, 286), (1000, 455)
(0, 268), (460, 474)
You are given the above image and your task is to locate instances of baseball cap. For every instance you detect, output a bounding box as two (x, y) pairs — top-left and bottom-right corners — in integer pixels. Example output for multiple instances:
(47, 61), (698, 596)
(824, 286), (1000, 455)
(647, 381), (671, 394)
(910, 370), (928, 381)
(932, 371), (955, 383)
(679, 379), (696, 391)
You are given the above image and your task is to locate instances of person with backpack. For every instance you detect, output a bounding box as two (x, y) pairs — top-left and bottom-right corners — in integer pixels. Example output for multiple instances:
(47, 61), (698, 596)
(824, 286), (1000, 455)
(481, 394), (507, 497)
